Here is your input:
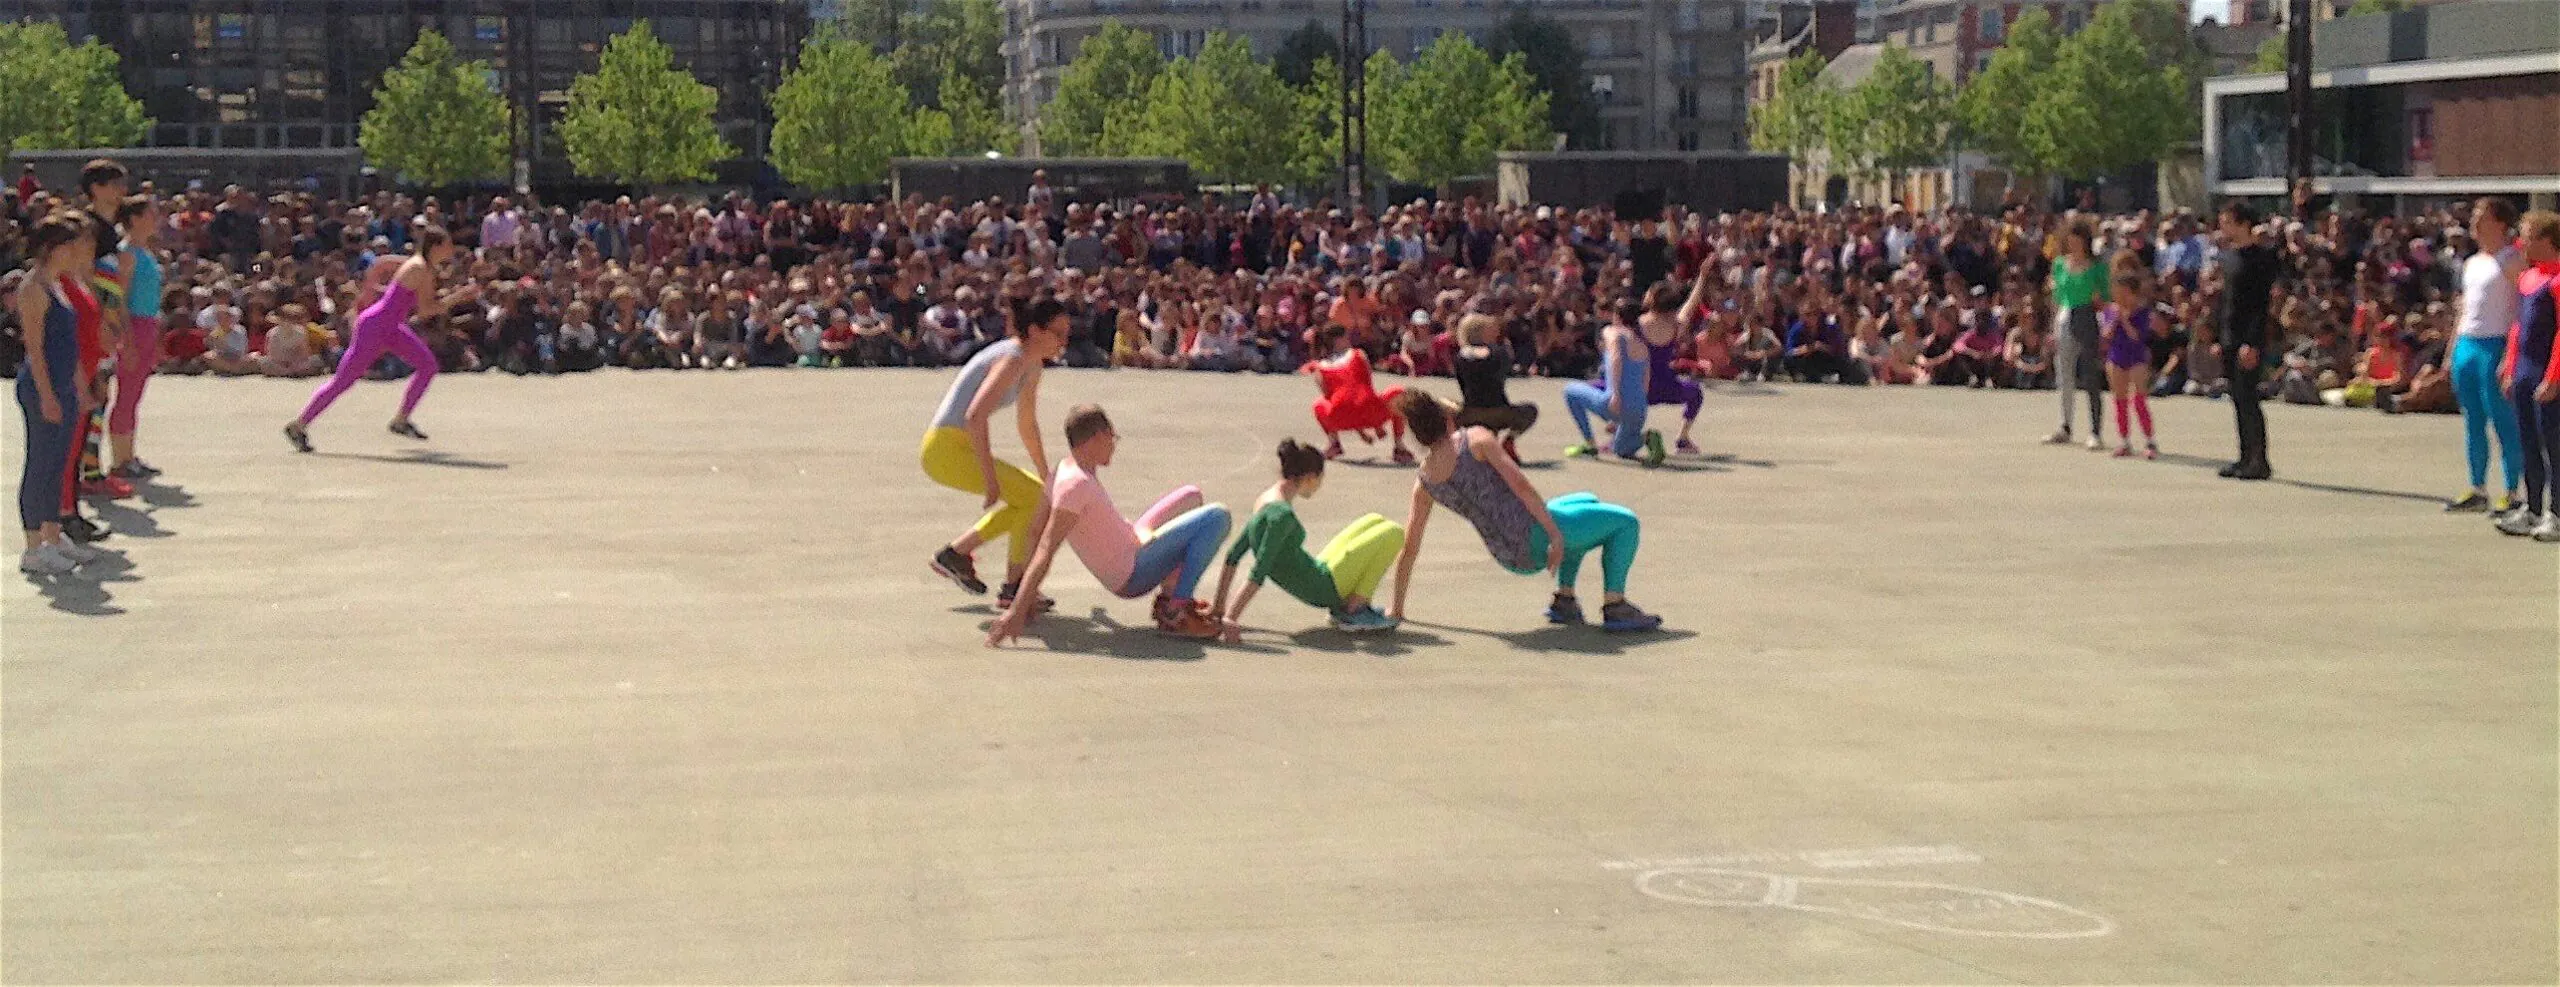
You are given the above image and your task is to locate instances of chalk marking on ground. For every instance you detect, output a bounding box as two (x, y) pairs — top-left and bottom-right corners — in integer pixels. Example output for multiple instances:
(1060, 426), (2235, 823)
(1635, 866), (2115, 940)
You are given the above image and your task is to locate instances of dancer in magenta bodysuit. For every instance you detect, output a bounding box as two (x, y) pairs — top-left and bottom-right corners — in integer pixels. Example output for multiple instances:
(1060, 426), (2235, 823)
(283, 225), (478, 452)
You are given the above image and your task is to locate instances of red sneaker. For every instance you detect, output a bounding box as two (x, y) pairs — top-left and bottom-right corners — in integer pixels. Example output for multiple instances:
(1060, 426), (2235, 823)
(80, 475), (136, 499)
(1392, 447), (1416, 466)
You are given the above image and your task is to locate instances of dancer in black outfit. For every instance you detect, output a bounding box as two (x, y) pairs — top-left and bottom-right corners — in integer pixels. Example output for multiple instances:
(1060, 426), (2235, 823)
(2216, 202), (2279, 481)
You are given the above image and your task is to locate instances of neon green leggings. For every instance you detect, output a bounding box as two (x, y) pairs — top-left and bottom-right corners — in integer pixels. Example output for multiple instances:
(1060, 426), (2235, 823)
(1316, 513), (1406, 604)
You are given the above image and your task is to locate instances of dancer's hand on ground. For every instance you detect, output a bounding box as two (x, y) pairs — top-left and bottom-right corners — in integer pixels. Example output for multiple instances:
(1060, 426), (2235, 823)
(986, 604), (1030, 648)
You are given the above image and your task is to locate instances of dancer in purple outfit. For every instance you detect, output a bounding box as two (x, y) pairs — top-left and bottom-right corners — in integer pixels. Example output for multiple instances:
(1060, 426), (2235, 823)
(283, 225), (478, 452)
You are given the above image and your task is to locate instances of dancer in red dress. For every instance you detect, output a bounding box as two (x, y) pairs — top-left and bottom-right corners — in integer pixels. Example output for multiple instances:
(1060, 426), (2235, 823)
(1303, 324), (1411, 464)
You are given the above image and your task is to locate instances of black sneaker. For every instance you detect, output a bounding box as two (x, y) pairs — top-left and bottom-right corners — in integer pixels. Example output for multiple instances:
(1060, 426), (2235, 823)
(2217, 461), (2242, 478)
(1599, 600), (1664, 633)
(931, 546), (987, 595)
(1543, 592), (1586, 625)
(283, 423), (313, 453)
(388, 420), (428, 440)
(2233, 462), (2272, 481)
(2445, 492), (2492, 513)
(62, 514), (108, 544)
(998, 582), (1055, 613)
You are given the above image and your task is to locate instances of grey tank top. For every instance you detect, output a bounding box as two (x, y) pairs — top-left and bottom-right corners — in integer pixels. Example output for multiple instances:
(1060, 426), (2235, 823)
(1419, 440), (1534, 571)
(929, 338), (1024, 430)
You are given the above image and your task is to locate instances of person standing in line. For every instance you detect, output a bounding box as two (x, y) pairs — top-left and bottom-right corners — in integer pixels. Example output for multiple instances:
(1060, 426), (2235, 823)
(2495, 211), (2560, 540)
(2447, 198), (2525, 515)
(2044, 220), (2109, 450)
(2215, 202), (2279, 481)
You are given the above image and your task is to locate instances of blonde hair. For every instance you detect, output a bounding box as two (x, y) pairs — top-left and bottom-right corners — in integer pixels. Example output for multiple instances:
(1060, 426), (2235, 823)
(1456, 313), (1500, 347)
(2522, 210), (2560, 249)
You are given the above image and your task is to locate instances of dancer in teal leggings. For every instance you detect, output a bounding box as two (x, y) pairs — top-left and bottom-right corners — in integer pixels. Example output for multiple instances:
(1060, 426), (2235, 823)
(1387, 391), (1663, 632)
(2448, 197), (2525, 513)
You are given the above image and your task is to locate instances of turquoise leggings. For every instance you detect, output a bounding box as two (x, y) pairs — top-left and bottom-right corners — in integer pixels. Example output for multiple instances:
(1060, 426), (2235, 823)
(2454, 335), (2522, 492)
(1498, 493), (1643, 595)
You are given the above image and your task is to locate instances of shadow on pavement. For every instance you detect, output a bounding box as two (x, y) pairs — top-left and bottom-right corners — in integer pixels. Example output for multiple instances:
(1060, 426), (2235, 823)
(1403, 619), (1700, 656)
(312, 450), (512, 470)
(1282, 626), (1453, 657)
(91, 500), (172, 538)
(138, 480), (200, 509)
(2152, 452), (2440, 503)
(25, 549), (138, 617)
(986, 608), (1287, 661)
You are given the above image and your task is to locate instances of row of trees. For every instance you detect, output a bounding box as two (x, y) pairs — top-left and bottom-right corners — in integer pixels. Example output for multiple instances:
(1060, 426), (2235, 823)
(1752, 0), (2199, 191)
(0, 21), (151, 154)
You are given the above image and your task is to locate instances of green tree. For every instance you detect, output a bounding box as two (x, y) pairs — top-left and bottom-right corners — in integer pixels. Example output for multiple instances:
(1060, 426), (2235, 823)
(1288, 57), (1344, 190)
(1487, 11), (1601, 150)
(1119, 33), (1304, 184)
(769, 30), (910, 190)
(1037, 22), (1165, 156)
(1370, 34), (1551, 188)
(1827, 45), (1952, 182)
(559, 21), (735, 185)
(1957, 9), (2060, 175)
(826, 0), (905, 50)
(1750, 49), (1836, 161)
(2249, 33), (2288, 73)
(2021, 1), (2192, 180)
(2347, 0), (2411, 14)
(930, 66), (1019, 155)
(0, 20), (151, 153)
(357, 31), (509, 187)
(1272, 20), (1337, 89)
(893, 0), (1004, 108)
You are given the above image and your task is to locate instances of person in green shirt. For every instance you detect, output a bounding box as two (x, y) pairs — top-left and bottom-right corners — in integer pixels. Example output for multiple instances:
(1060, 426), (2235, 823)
(2045, 219), (2111, 449)
(1210, 439), (1407, 640)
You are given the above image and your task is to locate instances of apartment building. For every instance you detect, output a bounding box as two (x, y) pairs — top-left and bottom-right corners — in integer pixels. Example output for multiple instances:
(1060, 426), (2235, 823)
(1002, 0), (1752, 156)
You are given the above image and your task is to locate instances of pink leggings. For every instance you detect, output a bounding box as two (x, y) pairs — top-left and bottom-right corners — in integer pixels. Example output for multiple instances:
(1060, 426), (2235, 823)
(108, 316), (160, 435)
(299, 313), (436, 424)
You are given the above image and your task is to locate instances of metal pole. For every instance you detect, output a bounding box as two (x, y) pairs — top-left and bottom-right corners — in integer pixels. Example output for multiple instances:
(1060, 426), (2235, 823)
(1340, 0), (1367, 206)
(2285, 0), (2313, 221)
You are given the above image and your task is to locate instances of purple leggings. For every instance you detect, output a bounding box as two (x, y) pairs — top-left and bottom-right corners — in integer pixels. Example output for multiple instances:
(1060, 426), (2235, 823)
(299, 310), (436, 424)
(1646, 357), (1703, 421)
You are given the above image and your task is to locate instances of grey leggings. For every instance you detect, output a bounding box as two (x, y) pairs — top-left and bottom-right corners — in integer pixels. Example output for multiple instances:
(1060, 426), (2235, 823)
(2056, 308), (2104, 434)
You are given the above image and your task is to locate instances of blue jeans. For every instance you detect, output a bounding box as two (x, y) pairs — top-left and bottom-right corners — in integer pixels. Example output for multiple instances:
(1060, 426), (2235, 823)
(2455, 335), (2523, 492)
(1121, 503), (1234, 601)
(1564, 380), (1648, 457)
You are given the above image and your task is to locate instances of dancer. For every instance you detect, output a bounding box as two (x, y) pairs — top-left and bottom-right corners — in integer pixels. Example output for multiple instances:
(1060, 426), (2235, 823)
(2045, 220), (2109, 450)
(988, 405), (1232, 646)
(922, 297), (1068, 610)
(1209, 438), (1407, 640)
(64, 160), (130, 536)
(2100, 271), (2160, 459)
(108, 195), (165, 480)
(1451, 313), (1538, 463)
(2448, 197), (2525, 514)
(1387, 391), (1664, 632)
(15, 212), (105, 574)
(283, 225), (475, 452)
(2496, 210), (2560, 540)
(1640, 277), (1709, 454)
(2216, 202), (2278, 480)
(1304, 323), (1411, 463)
(1564, 296), (1666, 466)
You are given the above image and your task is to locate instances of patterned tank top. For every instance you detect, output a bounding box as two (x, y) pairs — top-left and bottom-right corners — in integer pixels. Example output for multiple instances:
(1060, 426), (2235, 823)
(1418, 439), (1534, 571)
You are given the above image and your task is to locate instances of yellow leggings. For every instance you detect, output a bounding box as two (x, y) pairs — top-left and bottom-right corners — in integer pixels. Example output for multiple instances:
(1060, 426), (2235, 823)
(1316, 513), (1406, 603)
(919, 426), (1044, 566)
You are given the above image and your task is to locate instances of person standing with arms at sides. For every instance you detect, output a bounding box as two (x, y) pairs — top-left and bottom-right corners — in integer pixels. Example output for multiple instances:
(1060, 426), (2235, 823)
(282, 225), (477, 453)
(1208, 439), (1406, 639)
(2447, 198), (2526, 514)
(2044, 220), (2109, 450)
(108, 195), (166, 481)
(2216, 202), (2280, 480)
(923, 298), (1067, 613)
(2495, 211), (2560, 540)
(2099, 271), (2161, 459)
(15, 213), (105, 575)
(66, 159), (131, 527)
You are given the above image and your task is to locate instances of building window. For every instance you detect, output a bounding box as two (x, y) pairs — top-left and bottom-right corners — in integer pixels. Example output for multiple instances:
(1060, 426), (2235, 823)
(1979, 10), (2003, 43)
(1676, 86), (1698, 120)
(1678, 130), (1700, 152)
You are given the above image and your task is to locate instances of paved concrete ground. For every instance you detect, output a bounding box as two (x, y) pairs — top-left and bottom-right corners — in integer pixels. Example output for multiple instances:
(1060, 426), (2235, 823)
(3, 368), (2553, 983)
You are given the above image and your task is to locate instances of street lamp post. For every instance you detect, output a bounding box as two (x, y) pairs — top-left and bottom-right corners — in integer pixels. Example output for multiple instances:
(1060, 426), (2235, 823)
(1341, 0), (1368, 206)
(2285, 0), (2313, 220)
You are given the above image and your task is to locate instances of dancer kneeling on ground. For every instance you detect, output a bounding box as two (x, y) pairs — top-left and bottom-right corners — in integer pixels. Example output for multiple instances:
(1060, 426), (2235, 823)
(1209, 439), (1407, 640)
(923, 298), (1066, 610)
(1639, 276), (1709, 454)
(988, 405), (1235, 646)
(1304, 324), (1412, 463)
(1386, 391), (1664, 633)
(1452, 313), (1538, 463)
(1564, 296), (1666, 466)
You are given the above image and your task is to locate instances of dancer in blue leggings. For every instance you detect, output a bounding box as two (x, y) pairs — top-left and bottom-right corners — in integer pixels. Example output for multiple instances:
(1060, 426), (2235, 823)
(2448, 197), (2525, 514)
(1565, 297), (1666, 466)
(988, 404), (1234, 645)
(1388, 391), (1664, 632)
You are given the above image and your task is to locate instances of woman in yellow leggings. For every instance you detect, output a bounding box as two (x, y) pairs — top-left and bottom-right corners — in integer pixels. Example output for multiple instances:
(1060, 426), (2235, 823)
(1209, 439), (1408, 639)
(923, 300), (1070, 610)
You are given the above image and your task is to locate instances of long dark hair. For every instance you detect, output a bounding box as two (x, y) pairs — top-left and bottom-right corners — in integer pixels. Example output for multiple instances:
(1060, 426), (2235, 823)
(1277, 438), (1326, 480)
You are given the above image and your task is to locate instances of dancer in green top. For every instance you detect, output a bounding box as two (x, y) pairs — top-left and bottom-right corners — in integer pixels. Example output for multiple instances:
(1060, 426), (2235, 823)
(1209, 439), (1407, 640)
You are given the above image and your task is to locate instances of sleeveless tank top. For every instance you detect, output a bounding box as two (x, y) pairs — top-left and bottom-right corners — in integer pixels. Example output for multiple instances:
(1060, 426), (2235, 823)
(1418, 440), (1534, 571)
(361, 280), (419, 328)
(125, 246), (164, 318)
(1608, 327), (1647, 398)
(930, 337), (1025, 430)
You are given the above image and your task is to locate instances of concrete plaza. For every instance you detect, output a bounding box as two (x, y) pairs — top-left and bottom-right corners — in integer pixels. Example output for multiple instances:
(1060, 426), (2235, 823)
(3, 368), (2553, 983)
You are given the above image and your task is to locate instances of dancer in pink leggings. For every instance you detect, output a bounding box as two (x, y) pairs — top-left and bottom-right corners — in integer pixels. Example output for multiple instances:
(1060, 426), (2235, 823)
(283, 225), (477, 452)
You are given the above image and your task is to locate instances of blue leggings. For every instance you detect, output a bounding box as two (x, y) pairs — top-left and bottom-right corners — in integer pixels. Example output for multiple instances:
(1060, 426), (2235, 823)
(1565, 381), (1649, 457)
(1120, 501), (1234, 602)
(2510, 370), (2560, 515)
(2454, 336), (2522, 492)
(1500, 493), (1643, 595)
(15, 365), (76, 532)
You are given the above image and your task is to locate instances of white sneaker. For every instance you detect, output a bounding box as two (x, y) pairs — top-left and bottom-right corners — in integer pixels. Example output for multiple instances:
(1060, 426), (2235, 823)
(2084, 435), (2104, 451)
(19, 544), (75, 575)
(2496, 508), (2541, 536)
(51, 539), (101, 564)
(2533, 513), (2560, 543)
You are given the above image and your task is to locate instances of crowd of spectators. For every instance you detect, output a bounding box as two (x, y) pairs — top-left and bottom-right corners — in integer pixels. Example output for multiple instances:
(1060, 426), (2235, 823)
(0, 168), (2496, 419)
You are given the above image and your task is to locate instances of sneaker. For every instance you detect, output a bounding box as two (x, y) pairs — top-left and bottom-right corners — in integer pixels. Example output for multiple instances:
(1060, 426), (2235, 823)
(283, 422), (313, 453)
(79, 475), (135, 499)
(2534, 514), (2560, 543)
(2495, 495), (2521, 514)
(2217, 461), (2242, 478)
(1324, 439), (1344, 460)
(1641, 430), (1668, 467)
(61, 514), (107, 543)
(1157, 604), (1221, 639)
(1332, 607), (1396, 633)
(2111, 445), (2133, 458)
(115, 459), (161, 479)
(996, 582), (1054, 613)
(2144, 444), (2159, 461)
(1675, 437), (1700, 455)
(18, 544), (75, 576)
(2084, 435), (2104, 451)
(1564, 443), (1598, 458)
(930, 546), (988, 595)
(51, 538), (101, 564)
(2233, 462), (2271, 481)
(1544, 592), (1586, 626)
(1391, 446), (1416, 466)
(388, 420), (429, 440)
(2445, 492), (2492, 512)
(2044, 429), (2073, 445)
(1599, 600), (1665, 633)
(2496, 508), (2541, 536)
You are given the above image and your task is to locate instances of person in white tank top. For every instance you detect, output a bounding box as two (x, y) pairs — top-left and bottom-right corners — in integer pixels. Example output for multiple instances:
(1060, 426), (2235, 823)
(2445, 198), (2527, 514)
